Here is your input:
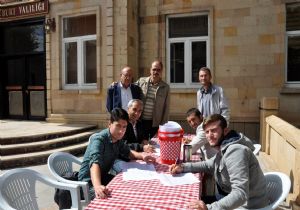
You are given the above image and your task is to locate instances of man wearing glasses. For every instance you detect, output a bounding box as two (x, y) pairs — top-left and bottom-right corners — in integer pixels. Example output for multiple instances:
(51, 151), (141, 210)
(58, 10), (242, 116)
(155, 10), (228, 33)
(106, 66), (142, 112)
(136, 60), (170, 138)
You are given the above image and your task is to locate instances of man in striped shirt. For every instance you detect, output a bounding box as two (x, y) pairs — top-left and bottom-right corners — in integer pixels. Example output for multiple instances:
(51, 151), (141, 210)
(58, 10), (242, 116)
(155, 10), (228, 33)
(136, 60), (170, 138)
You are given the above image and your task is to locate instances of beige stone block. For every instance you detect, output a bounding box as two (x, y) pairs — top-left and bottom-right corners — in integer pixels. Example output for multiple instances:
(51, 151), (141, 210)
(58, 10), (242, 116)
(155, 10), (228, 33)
(274, 53), (284, 65)
(106, 0), (113, 8)
(106, 7), (113, 17)
(238, 87), (256, 99)
(234, 8), (250, 17)
(120, 7), (127, 16)
(107, 36), (113, 46)
(107, 16), (113, 27)
(163, 0), (173, 4)
(224, 26), (237, 37)
(260, 97), (279, 110)
(106, 55), (113, 66)
(223, 88), (238, 99)
(259, 34), (275, 45)
(106, 27), (113, 36)
(224, 45), (238, 56)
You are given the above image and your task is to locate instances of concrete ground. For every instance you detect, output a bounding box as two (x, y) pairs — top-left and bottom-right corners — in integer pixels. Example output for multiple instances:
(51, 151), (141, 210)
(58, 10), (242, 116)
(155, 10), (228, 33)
(0, 120), (87, 210)
(0, 163), (62, 210)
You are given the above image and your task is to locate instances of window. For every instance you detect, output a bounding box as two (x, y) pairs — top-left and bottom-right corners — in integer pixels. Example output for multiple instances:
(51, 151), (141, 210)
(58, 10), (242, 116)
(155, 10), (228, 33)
(62, 14), (97, 89)
(167, 14), (209, 88)
(286, 3), (300, 85)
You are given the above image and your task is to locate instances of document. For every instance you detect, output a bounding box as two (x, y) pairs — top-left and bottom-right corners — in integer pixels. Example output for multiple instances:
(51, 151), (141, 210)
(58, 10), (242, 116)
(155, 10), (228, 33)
(122, 162), (159, 181)
(158, 173), (200, 186)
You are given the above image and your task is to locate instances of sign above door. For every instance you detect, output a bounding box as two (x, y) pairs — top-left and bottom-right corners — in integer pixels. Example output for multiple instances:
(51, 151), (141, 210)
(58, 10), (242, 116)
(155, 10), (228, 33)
(0, 0), (48, 21)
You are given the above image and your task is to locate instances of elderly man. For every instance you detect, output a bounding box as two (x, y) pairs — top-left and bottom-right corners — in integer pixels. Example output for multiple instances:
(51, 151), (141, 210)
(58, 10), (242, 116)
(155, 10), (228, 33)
(106, 66), (142, 112)
(170, 114), (268, 210)
(197, 67), (230, 125)
(123, 99), (155, 153)
(136, 60), (170, 138)
(185, 108), (217, 159)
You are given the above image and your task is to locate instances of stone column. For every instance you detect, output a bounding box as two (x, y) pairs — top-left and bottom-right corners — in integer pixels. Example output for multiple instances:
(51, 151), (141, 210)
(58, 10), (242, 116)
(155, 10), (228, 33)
(259, 97), (279, 153)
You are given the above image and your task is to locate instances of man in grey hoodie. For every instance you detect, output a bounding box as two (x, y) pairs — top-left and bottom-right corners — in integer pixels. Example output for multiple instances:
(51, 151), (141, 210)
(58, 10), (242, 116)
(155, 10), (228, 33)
(170, 114), (269, 210)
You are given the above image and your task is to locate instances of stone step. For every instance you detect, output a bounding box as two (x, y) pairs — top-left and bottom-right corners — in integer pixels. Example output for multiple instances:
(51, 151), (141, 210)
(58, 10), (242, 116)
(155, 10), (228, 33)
(0, 129), (100, 156)
(0, 124), (97, 145)
(0, 141), (89, 169)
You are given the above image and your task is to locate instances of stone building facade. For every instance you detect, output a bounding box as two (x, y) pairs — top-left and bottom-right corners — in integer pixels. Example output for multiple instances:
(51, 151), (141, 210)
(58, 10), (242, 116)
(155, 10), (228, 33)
(1, 0), (300, 141)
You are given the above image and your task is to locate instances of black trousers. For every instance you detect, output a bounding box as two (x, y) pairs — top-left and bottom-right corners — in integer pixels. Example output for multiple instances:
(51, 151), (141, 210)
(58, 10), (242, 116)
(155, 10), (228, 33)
(201, 182), (228, 204)
(55, 173), (114, 209)
(142, 119), (159, 139)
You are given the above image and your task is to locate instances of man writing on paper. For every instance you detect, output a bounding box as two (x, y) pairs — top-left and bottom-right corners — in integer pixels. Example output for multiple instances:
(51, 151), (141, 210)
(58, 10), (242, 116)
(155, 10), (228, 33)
(170, 114), (268, 210)
(78, 108), (156, 200)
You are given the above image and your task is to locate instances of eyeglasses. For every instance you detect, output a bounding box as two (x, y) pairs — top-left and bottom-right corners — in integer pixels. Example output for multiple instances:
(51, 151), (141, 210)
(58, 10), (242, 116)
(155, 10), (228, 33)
(151, 68), (161, 72)
(121, 74), (132, 79)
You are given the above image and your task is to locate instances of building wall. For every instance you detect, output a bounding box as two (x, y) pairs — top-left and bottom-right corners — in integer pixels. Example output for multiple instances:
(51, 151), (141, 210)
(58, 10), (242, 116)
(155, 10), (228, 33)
(47, 0), (110, 127)
(45, 0), (300, 133)
(139, 0), (300, 131)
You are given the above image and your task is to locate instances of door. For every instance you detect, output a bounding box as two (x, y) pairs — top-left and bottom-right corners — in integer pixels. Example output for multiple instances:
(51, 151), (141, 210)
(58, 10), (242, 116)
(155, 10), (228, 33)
(4, 55), (46, 120)
(0, 18), (46, 120)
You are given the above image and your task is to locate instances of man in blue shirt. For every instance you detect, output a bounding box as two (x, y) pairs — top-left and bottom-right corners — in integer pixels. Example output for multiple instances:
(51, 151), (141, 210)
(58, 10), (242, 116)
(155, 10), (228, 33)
(78, 108), (156, 199)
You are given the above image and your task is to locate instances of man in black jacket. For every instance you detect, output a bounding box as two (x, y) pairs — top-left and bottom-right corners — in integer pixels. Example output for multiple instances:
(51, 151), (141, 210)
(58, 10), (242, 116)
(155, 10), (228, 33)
(123, 99), (155, 153)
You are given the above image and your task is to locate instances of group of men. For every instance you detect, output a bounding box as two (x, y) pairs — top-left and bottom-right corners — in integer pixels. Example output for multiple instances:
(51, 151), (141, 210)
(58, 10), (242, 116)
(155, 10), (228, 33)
(77, 62), (269, 210)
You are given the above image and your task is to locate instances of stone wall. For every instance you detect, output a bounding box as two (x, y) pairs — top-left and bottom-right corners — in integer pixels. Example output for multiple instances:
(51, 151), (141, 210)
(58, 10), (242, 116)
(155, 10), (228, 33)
(45, 0), (300, 131)
(138, 0), (300, 129)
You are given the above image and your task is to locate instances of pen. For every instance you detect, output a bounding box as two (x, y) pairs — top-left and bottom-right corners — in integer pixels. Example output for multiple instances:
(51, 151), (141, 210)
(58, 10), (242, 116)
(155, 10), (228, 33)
(175, 157), (180, 165)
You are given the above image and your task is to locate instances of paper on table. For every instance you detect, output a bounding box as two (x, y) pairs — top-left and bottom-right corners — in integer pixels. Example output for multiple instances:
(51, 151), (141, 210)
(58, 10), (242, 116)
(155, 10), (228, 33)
(122, 162), (159, 181)
(121, 161), (156, 172)
(158, 173), (200, 186)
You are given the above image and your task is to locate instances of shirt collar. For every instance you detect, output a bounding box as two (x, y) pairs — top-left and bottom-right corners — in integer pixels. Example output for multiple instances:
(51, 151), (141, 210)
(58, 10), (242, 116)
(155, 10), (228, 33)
(107, 128), (114, 143)
(120, 82), (131, 89)
(200, 84), (212, 94)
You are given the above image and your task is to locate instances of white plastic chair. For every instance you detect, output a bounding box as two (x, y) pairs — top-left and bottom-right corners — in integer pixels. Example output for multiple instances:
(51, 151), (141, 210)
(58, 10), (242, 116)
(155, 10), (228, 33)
(0, 168), (80, 210)
(236, 171), (291, 210)
(47, 151), (90, 207)
(253, 143), (262, 155)
(260, 172), (291, 210)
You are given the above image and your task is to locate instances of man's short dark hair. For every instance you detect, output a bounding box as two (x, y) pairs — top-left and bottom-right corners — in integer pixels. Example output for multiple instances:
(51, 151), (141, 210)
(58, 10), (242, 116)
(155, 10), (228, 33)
(199, 67), (211, 77)
(186, 108), (202, 118)
(203, 114), (227, 130)
(110, 108), (129, 123)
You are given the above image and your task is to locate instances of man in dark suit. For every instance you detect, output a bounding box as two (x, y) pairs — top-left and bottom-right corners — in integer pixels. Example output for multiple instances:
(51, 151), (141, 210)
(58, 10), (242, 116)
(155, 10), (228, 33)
(106, 66), (142, 112)
(123, 99), (155, 153)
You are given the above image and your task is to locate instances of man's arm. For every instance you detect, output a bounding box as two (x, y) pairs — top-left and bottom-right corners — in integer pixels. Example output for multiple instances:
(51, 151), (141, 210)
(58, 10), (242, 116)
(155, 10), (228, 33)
(128, 150), (156, 163)
(207, 146), (249, 210)
(190, 124), (208, 154)
(90, 163), (111, 199)
(161, 85), (170, 124)
(219, 87), (230, 125)
(106, 87), (113, 112)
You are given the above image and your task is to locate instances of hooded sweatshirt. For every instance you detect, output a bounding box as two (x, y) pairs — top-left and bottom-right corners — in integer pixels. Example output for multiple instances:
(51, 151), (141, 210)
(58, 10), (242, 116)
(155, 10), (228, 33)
(183, 130), (269, 210)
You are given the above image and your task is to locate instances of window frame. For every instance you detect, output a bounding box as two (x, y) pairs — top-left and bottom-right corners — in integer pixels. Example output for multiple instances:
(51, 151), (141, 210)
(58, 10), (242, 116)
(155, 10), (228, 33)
(285, 30), (300, 87)
(61, 15), (97, 90)
(166, 13), (210, 88)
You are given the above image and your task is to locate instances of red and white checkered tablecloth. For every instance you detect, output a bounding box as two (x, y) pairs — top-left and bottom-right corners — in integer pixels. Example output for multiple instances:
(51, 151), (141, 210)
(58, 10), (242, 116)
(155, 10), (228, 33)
(85, 152), (202, 210)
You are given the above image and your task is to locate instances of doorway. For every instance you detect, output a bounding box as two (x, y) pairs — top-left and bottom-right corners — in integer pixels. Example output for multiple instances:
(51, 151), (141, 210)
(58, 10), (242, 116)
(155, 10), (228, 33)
(0, 18), (46, 120)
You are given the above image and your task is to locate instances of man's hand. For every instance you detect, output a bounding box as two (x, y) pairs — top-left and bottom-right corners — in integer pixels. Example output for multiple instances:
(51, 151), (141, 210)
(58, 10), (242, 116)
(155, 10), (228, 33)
(142, 154), (156, 163)
(94, 185), (112, 199)
(110, 81), (118, 87)
(143, 144), (155, 153)
(169, 163), (184, 175)
(187, 199), (207, 210)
